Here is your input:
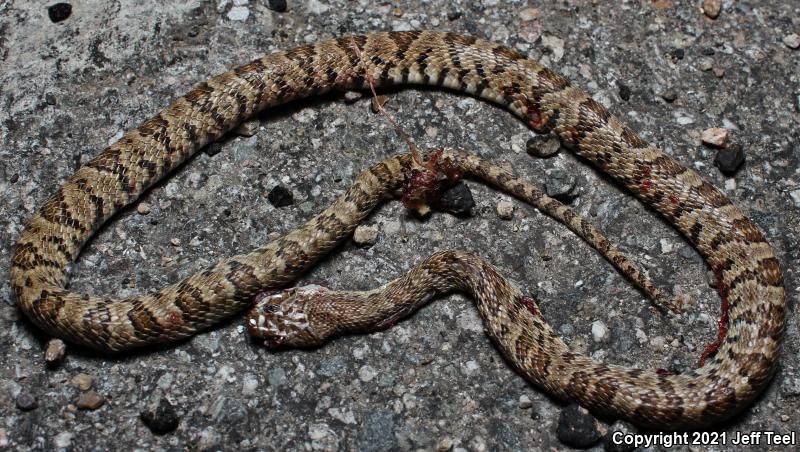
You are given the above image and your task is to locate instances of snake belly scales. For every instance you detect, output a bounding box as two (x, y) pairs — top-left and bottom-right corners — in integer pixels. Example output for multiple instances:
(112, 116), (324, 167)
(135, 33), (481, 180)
(9, 31), (785, 429)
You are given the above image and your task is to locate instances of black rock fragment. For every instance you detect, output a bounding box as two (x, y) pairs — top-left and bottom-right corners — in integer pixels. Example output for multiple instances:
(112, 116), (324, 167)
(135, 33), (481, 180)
(140, 397), (179, 434)
(713, 145), (745, 175)
(48, 3), (72, 23)
(268, 0), (287, 13)
(16, 392), (38, 411)
(556, 403), (604, 448)
(268, 185), (294, 207)
(433, 182), (474, 216)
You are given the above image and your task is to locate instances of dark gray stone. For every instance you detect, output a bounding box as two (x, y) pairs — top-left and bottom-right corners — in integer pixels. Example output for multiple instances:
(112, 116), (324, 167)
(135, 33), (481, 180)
(434, 182), (474, 216)
(669, 48), (685, 61)
(545, 169), (578, 203)
(617, 82), (631, 101)
(678, 245), (696, 260)
(527, 136), (561, 158)
(267, 0), (287, 13)
(268, 185), (294, 207)
(210, 396), (247, 424)
(781, 376), (800, 398)
(317, 355), (348, 378)
(140, 397), (179, 434)
(16, 392), (38, 411)
(714, 146), (745, 175)
(267, 366), (287, 387)
(447, 9), (462, 21)
(660, 90), (678, 102)
(47, 3), (72, 23)
(612, 320), (635, 353)
(357, 411), (396, 452)
(556, 404), (604, 448)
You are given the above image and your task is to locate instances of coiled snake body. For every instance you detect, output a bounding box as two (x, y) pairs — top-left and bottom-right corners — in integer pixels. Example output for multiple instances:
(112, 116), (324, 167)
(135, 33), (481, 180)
(10, 31), (785, 429)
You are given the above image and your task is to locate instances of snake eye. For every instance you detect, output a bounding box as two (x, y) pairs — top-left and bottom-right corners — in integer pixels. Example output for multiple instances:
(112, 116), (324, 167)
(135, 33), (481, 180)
(265, 304), (281, 313)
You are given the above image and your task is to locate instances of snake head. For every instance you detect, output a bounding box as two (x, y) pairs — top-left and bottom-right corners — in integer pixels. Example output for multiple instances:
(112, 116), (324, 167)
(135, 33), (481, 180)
(246, 284), (334, 349)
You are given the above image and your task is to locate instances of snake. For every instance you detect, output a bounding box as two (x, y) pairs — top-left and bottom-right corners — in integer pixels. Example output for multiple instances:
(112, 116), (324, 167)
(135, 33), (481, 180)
(10, 31), (785, 429)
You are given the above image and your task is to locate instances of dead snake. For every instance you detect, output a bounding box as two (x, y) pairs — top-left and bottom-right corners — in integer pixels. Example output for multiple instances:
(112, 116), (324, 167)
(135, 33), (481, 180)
(10, 31), (785, 429)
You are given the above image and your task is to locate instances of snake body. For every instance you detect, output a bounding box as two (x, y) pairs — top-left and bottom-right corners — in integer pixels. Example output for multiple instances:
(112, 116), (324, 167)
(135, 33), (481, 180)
(10, 31), (785, 429)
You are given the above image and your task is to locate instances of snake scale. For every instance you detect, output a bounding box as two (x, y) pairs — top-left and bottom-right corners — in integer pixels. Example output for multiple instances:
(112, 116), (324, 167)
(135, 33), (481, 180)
(10, 31), (785, 429)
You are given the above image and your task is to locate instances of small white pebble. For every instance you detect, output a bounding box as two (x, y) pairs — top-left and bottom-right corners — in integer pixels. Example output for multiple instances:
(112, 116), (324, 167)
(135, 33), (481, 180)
(496, 200), (515, 220)
(352, 344), (369, 360)
(70, 373), (94, 391)
(156, 371), (174, 390)
(353, 225), (379, 246)
(698, 312), (714, 325)
(328, 407), (356, 424)
(702, 0), (721, 19)
(107, 130), (124, 146)
(518, 7), (540, 21)
(216, 365), (236, 383)
(170, 238), (181, 247)
(342, 91), (362, 103)
(541, 35), (565, 62)
(518, 394), (533, 409)
(464, 360), (480, 374)
(660, 238), (674, 254)
(45, 338), (67, 364)
(306, 0), (330, 14)
(470, 436), (487, 452)
(227, 6), (249, 21)
(358, 365), (376, 382)
(437, 438), (454, 452)
(698, 58), (714, 72)
(242, 375), (259, 396)
(783, 33), (800, 49)
(383, 220), (401, 236)
(701, 127), (729, 147)
(591, 320), (608, 342)
(635, 328), (647, 344)
(53, 432), (73, 449)
(790, 189), (800, 208)
(136, 202), (151, 215)
(650, 335), (666, 350)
